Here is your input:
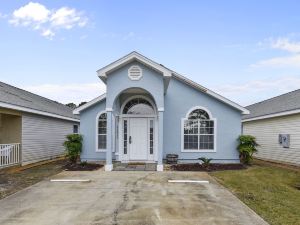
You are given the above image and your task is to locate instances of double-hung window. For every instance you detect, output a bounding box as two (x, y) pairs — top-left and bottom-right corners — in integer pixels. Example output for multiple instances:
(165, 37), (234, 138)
(98, 113), (107, 150)
(182, 108), (215, 151)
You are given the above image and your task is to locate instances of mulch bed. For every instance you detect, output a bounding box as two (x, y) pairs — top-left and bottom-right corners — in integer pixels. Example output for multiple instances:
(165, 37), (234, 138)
(63, 163), (103, 171)
(170, 163), (246, 171)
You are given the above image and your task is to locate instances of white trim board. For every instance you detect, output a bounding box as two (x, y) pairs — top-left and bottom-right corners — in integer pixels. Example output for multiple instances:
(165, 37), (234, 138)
(73, 94), (106, 114)
(74, 52), (249, 115)
(0, 102), (79, 122)
(172, 73), (249, 115)
(242, 109), (300, 122)
(97, 51), (172, 81)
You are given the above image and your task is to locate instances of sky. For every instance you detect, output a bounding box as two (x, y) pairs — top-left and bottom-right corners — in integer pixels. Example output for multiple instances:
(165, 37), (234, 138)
(1, 0), (300, 106)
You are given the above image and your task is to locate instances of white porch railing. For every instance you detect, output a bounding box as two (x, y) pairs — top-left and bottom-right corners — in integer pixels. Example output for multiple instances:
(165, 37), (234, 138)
(0, 143), (21, 168)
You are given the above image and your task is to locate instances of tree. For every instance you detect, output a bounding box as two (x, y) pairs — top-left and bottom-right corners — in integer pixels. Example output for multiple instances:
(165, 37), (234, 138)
(78, 102), (87, 107)
(66, 103), (77, 109)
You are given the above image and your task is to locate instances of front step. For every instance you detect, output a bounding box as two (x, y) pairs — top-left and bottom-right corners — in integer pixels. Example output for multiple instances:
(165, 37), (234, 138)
(113, 163), (157, 171)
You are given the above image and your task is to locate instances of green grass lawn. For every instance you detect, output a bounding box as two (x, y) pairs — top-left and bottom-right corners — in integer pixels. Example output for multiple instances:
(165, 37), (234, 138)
(211, 160), (300, 225)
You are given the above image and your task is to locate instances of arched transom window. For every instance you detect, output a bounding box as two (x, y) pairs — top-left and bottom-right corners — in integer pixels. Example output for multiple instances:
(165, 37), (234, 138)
(183, 108), (215, 151)
(122, 98), (154, 115)
(98, 113), (107, 150)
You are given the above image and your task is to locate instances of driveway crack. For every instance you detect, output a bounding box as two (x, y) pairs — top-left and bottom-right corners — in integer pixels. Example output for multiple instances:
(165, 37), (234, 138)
(112, 173), (153, 225)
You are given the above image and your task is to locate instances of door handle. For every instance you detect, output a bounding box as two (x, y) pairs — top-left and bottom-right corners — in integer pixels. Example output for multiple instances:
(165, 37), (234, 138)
(129, 136), (132, 144)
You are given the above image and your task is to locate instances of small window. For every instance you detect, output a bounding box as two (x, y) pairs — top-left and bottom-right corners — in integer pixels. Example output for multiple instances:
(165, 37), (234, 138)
(98, 113), (107, 150)
(73, 125), (79, 134)
(182, 108), (215, 151)
(128, 65), (142, 80)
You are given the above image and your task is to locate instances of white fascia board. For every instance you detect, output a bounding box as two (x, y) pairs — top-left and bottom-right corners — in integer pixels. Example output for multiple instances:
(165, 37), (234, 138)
(96, 51), (249, 115)
(173, 73), (249, 114)
(0, 102), (79, 122)
(242, 109), (300, 122)
(73, 94), (106, 114)
(96, 52), (172, 80)
(206, 90), (249, 114)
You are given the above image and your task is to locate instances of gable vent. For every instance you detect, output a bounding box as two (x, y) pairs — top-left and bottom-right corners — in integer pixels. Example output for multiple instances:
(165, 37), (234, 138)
(128, 65), (142, 80)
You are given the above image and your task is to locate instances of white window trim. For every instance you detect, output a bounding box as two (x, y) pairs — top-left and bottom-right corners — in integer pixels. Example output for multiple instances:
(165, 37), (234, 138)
(181, 107), (217, 153)
(95, 110), (107, 152)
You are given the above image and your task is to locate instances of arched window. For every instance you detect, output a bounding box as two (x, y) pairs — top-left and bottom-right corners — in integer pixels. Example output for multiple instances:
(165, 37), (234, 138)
(182, 107), (215, 151)
(122, 98), (154, 115)
(188, 109), (210, 120)
(98, 113), (107, 150)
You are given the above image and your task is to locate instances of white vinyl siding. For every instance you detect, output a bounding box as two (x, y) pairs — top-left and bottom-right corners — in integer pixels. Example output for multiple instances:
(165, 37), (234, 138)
(21, 113), (75, 165)
(243, 113), (300, 166)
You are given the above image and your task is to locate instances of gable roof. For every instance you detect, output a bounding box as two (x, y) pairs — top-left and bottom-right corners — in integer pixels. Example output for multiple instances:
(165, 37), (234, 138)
(75, 51), (249, 115)
(0, 81), (79, 122)
(73, 94), (106, 114)
(243, 89), (300, 122)
(97, 51), (172, 93)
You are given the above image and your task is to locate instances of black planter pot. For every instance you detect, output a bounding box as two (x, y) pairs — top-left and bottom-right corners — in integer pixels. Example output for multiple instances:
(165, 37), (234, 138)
(166, 154), (178, 164)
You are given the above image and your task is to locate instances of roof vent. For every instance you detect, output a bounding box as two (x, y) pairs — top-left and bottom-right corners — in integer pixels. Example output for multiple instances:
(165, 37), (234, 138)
(128, 65), (142, 80)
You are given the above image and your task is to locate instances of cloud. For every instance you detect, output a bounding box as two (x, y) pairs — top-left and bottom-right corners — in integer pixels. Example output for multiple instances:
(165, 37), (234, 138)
(22, 82), (106, 104)
(270, 37), (300, 53)
(8, 2), (88, 39)
(213, 76), (300, 105)
(251, 55), (300, 68)
(9, 2), (50, 25)
(41, 29), (55, 39)
(252, 37), (300, 68)
(50, 7), (87, 29)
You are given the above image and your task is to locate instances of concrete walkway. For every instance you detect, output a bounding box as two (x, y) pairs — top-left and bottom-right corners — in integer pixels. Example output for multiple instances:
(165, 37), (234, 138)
(0, 171), (268, 225)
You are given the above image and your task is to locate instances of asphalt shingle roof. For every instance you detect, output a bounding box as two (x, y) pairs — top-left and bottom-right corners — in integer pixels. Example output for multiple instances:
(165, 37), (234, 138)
(243, 89), (300, 120)
(0, 81), (78, 120)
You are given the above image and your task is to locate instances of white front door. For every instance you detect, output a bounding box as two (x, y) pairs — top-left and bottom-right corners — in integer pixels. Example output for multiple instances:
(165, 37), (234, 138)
(129, 118), (148, 160)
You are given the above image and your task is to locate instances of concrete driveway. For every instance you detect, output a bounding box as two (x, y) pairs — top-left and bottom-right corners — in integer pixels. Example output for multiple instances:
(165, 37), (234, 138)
(0, 170), (268, 225)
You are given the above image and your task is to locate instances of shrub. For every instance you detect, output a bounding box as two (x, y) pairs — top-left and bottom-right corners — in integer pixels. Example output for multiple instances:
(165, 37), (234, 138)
(80, 160), (88, 167)
(198, 157), (213, 167)
(63, 134), (83, 164)
(237, 135), (258, 164)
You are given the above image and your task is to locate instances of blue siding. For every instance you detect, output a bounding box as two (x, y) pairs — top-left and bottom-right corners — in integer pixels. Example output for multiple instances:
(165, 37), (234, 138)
(79, 60), (242, 163)
(164, 78), (241, 162)
(80, 100), (107, 161)
(106, 61), (164, 109)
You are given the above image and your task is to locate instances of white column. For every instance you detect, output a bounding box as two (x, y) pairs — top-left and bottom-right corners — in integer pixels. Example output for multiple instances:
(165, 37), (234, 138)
(157, 109), (164, 171)
(105, 109), (113, 171)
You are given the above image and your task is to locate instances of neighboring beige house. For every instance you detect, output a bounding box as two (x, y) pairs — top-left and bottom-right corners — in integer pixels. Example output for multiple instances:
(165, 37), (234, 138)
(242, 89), (300, 166)
(0, 81), (79, 168)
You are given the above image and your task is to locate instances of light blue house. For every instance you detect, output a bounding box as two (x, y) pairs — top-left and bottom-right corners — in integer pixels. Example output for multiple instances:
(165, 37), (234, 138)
(74, 52), (249, 171)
